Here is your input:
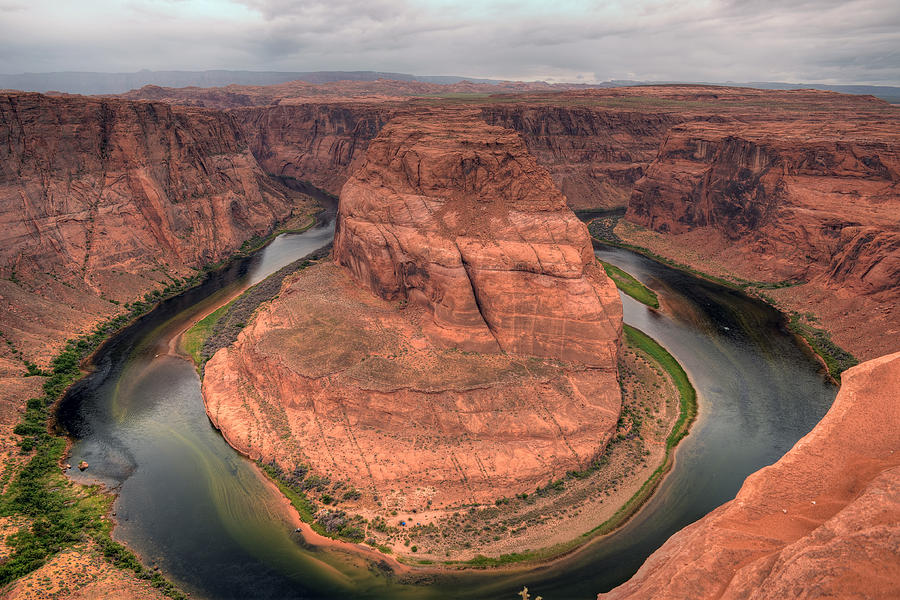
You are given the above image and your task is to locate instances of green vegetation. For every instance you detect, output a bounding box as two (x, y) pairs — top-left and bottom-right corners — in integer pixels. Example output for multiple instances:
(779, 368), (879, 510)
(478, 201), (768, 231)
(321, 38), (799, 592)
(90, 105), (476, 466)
(182, 301), (233, 365)
(257, 461), (366, 543)
(787, 313), (858, 381)
(588, 215), (854, 379)
(0, 311), (189, 596)
(600, 260), (659, 308)
(623, 325), (696, 449)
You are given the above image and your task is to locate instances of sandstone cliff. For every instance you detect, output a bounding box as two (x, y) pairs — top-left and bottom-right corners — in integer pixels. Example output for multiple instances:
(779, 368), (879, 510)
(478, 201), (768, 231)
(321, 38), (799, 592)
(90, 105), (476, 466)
(203, 110), (623, 510)
(232, 103), (395, 195)
(333, 109), (622, 366)
(481, 105), (681, 210)
(600, 350), (900, 600)
(0, 92), (312, 363)
(628, 121), (900, 296)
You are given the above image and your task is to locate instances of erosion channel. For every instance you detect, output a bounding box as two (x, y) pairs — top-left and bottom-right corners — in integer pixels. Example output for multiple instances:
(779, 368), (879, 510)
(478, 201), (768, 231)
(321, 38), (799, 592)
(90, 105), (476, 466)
(55, 201), (836, 599)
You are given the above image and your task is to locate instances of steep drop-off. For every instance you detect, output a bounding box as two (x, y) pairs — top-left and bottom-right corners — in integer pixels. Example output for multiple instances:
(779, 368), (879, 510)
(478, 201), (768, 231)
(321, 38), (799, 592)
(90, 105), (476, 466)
(628, 121), (900, 295)
(480, 105), (681, 210)
(600, 350), (900, 600)
(232, 103), (396, 195)
(202, 110), (623, 511)
(0, 92), (312, 364)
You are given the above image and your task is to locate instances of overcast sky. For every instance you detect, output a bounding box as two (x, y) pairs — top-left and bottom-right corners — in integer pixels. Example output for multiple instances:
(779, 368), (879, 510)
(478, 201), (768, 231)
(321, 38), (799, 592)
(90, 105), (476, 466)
(1, 0), (898, 84)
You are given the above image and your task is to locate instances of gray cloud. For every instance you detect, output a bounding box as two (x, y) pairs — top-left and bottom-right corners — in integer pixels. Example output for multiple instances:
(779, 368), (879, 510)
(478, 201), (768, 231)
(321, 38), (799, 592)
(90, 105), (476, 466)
(0, 0), (897, 84)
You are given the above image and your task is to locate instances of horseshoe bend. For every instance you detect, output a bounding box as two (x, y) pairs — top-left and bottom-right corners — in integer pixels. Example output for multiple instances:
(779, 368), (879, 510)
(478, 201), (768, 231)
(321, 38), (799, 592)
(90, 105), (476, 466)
(201, 110), (634, 553)
(0, 75), (897, 600)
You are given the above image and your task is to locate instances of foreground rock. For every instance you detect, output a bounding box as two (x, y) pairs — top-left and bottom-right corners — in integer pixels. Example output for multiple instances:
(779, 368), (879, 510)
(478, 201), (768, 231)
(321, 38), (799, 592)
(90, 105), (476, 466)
(600, 351), (900, 600)
(203, 110), (623, 510)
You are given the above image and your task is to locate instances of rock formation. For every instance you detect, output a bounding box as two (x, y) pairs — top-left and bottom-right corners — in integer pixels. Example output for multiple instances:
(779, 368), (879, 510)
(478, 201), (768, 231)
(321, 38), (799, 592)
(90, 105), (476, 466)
(233, 103), (395, 195)
(0, 91), (312, 362)
(480, 105), (681, 210)
(600, 350), (900, 600)
(333, 109), (622, 366)
(628, 120), (900, 296)
(203, 110), (623, 509)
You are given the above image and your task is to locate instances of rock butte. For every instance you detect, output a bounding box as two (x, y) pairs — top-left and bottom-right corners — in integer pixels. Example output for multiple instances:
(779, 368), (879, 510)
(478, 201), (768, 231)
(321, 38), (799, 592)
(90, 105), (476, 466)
(600, 350), (900, 600)
(333, 109), (622, 365)
(202, 110), (623, 509)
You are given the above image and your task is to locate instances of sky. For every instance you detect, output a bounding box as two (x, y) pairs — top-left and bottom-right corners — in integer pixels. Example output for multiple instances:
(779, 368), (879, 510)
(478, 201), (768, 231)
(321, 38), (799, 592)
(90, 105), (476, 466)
(0, 0), (898, 84)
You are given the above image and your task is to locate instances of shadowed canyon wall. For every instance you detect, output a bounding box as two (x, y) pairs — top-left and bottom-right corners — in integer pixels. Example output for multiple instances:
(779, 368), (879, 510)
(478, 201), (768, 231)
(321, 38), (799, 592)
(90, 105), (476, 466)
(628, 122), (900, 296)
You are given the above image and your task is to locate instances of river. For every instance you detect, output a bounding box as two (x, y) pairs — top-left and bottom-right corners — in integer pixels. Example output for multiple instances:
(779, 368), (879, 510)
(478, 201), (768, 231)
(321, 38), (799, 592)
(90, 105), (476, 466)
(57, 207), (835, 599)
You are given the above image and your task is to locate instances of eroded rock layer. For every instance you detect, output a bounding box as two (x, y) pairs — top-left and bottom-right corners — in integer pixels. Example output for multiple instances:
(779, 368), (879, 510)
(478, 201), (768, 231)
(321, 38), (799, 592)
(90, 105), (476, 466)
(0, 92), (310, 362)
(203, 263), (622, 509)
(232, 103), (396, 195)
(600, 351), (900, 600)
(627, 121), (900, 297)
(333, 109), (622, 367)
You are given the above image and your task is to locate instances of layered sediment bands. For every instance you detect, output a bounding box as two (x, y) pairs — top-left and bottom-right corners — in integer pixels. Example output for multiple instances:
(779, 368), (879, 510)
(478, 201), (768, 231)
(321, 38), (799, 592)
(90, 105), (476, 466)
(481, 106), (681, 210)
(600, 351), (900, 600)
(333, 109), (622, 366)
(627, 122), (900, 296)
(0, 92), (309, 361)
(203, 109), (623, 509)
(232, 104), (396, 194)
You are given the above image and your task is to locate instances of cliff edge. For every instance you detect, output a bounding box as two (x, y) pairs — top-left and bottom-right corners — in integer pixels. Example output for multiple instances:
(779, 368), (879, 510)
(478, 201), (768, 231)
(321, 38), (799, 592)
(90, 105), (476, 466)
(600, 351), (900, 599)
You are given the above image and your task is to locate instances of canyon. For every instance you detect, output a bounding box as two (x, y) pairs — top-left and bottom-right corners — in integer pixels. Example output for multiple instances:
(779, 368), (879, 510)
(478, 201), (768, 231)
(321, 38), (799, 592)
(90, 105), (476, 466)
(0, 79), (896, 597)
(202, 110), (624, 517)
(119, 84), (899, 361)
(0, 91), (315, 365)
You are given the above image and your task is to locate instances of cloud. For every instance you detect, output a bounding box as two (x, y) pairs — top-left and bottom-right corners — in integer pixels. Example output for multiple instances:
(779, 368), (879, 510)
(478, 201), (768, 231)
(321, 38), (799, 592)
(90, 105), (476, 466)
(0, 0), (897, 84)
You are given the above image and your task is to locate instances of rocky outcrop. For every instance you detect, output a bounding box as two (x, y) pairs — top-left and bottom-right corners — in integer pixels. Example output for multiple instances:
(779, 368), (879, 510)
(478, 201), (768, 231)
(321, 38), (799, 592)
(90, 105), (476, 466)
(599, 351), (900, 600)
(0, 92), (311, 361)
(203, 263), (623, 510)
(202, 109), (623, 510)
(333, 109), (622, 367)
(627, 121), (900, 296)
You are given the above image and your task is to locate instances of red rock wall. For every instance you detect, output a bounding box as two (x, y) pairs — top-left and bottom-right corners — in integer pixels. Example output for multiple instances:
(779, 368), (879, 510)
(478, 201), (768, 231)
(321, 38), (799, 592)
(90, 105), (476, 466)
(627, 123), (900, 295)
(600, 351), (900, 600)
(232, 103), (396, 195)
(481, 105), (681, 210)
(333, 109), (622, 368)
(0, 92), (307, 360)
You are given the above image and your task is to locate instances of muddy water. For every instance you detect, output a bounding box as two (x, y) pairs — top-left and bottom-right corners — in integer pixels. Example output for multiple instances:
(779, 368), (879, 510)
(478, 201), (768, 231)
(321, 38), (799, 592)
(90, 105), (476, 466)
(57, 217), (835, 599)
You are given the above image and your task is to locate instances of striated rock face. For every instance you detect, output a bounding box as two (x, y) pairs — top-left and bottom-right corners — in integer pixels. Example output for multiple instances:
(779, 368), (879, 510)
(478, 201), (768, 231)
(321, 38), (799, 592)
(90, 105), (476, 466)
(203, 264), (623, 509)
(203, 109), (623, 510)
(0, 92), (310, 361)
(232, 103), (396, 195)
(481, 105), (681, 210)
(333, 109), (622, 367)
(600, 351), (900, 600)
(627, 121), (900, 296)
